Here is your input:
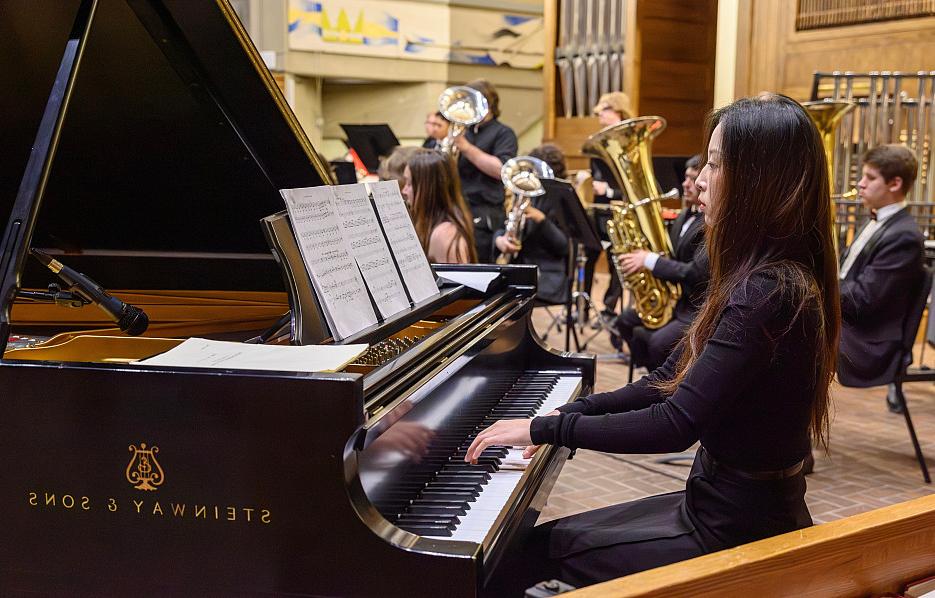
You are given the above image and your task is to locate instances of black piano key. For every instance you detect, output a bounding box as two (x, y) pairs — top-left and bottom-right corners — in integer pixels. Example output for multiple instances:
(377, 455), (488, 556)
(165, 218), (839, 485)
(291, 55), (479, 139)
(408, 505), (467, 516)
(398, 524), (453, 537)
(420, 490), (480, 504)
(396, 516), (459, 528)
(413, 499), (473, 510)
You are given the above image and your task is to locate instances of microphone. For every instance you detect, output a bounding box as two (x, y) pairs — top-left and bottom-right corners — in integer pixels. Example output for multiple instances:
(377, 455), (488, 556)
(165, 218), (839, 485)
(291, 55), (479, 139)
(30, 249), (149, 336)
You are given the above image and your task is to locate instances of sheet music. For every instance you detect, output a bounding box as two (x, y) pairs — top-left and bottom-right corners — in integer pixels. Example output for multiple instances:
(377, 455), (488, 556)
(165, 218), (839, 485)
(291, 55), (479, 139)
(331, 184), (410, 319)
(438, 270), (499, 292)
(137, 338), (368, 373)
(281, 186), (378, 340)
(368, 180), (440, 304)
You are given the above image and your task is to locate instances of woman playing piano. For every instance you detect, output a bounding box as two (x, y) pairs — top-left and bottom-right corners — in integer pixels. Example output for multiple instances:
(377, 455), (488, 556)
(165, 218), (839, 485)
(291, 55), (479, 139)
(403, 148), (478, 264)
(465, 94), (840, 587)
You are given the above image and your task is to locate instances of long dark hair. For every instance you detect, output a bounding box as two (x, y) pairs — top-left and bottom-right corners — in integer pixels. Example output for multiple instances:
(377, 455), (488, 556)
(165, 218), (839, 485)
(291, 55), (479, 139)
(659, 94), (840, 450)
(408, 149), (478, 263)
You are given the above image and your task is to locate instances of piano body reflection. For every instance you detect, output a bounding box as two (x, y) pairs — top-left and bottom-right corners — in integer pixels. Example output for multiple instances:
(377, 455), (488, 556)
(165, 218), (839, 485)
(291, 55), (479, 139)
(0, 2), (595, 596)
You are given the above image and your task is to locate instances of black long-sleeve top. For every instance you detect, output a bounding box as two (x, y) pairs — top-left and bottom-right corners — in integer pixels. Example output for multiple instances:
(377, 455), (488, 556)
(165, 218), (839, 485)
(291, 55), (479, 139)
(531, 271), (819, 471)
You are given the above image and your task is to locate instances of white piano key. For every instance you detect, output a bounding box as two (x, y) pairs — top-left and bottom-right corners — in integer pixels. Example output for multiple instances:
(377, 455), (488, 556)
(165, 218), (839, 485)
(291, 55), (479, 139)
(446, 375), (582, 543)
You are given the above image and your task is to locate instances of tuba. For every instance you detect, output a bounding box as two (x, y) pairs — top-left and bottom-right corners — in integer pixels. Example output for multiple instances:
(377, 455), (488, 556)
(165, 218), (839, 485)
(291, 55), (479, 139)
(496, 156), (554, 264)
(804, 99), (858, 251)
(582, 116), (680, 329)
(437, 86), (489, 157)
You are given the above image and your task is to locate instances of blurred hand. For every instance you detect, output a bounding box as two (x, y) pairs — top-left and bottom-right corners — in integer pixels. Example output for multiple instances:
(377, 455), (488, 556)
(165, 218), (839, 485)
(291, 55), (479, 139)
(592, 180), (609, 196)
(495, 235), (521, 254)
(618, 250), (650, 275)
(453, 134), (471, 152)
(524, 206), (546, 223)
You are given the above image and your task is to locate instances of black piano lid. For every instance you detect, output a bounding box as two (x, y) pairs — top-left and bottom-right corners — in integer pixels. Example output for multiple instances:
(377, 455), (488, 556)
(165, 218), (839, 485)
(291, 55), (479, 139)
(0, 0), (333, 295)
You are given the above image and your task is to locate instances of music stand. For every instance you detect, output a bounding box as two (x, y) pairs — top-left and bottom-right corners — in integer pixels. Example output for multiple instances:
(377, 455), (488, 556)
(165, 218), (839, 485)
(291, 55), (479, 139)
(541, 178), (604, 352)
(340, 124), (401, 174)
(329, 160), (357, 184)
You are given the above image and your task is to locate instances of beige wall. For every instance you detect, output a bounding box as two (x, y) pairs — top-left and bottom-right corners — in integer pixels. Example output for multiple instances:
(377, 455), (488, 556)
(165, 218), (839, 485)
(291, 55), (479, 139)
(241, 0), (546, 159)
(724, 0), (935, 101)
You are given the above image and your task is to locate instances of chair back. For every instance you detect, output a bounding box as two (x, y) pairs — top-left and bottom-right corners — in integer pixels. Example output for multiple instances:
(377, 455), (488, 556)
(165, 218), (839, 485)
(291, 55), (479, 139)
(900, 265), (934, 369)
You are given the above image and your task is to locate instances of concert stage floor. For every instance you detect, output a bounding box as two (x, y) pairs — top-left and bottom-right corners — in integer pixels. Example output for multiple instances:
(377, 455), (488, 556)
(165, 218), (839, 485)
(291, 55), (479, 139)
(533, 273), (935, 525)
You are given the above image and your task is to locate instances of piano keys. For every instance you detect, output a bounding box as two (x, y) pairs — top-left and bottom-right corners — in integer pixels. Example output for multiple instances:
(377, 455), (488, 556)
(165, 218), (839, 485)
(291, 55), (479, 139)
(0, 2), (596, 596)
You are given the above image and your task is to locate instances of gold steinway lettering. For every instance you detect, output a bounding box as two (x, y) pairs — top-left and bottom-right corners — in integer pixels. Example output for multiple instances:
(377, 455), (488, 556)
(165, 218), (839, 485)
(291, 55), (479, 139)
(171, 503), (185, 517)
(27, 492), (37, 506)
(152, 501), (164, 516)
(195, 505), (206, 519)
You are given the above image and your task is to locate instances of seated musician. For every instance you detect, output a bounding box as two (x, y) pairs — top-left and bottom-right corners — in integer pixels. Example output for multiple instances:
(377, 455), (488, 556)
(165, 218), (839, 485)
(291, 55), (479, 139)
(402, 148), (478, 264)
(453, 79), (518, 263)
(610, 154), (709, 370)
(422, 111), (449, 150)
(378, 145), (419, 191)
(465, 94), (839, 587)
(581, 91), (633, 318)
(837, 144), (924, 410)
(492, 143), (570, 305)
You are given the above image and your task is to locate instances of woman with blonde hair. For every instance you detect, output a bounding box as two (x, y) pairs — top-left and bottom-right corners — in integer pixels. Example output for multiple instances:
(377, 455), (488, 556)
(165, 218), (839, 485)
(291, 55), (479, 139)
(403, 149), (478, 264)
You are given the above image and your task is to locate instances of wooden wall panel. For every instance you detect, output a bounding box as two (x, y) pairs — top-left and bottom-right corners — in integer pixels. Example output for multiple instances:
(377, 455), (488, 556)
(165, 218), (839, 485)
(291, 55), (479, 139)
(742, 0), (935, 100)
(544, 0), (717, 166)
(637, 0), (717, 155)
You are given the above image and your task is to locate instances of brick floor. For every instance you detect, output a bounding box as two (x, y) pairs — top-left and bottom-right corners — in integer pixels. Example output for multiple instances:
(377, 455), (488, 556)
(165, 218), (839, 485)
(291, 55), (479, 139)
(534, 273), (935, 525)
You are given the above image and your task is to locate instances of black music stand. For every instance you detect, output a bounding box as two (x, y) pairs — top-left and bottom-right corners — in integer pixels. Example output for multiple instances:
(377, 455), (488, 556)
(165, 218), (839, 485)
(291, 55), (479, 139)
(541, 178), (604, 352)
(340, 124), (400, 174)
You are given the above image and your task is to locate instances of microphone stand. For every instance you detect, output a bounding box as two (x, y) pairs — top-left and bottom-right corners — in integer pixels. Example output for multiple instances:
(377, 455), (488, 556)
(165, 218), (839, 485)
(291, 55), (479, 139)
(16, 284), (89, 309)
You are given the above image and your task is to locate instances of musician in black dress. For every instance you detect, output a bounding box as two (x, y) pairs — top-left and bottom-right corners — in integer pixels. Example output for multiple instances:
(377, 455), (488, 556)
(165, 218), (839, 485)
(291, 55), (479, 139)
(582, 92), (632, 317)
(466, 94), (840, 587)
(492, 144), (570, 305)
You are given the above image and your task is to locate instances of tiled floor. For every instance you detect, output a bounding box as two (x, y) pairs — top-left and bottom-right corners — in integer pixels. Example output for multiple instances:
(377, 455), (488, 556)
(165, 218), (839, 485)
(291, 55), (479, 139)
(534, 274), (935, 525)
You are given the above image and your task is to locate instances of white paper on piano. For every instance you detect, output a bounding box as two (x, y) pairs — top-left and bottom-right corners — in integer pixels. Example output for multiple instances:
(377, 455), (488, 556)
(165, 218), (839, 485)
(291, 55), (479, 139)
(438, 270), (499, 292)
(281, 186), (378, 340)
(368, 180), (440, 304)
(331, 183), (410, 319)
(136, 338), (368, 373)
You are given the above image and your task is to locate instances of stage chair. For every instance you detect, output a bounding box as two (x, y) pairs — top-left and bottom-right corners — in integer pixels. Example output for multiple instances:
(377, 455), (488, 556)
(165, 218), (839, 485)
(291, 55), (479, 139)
(840, 266), (933, 484)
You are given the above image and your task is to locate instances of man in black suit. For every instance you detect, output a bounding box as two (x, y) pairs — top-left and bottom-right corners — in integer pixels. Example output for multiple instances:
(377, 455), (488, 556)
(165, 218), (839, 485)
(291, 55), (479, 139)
(838, 144), (925, 412)
(610, 155), (709, 370)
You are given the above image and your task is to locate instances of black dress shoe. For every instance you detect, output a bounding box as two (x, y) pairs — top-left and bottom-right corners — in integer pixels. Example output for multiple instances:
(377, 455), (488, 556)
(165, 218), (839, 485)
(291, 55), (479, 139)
(608, 316), (623, 351)
(886, 384), (905, 414)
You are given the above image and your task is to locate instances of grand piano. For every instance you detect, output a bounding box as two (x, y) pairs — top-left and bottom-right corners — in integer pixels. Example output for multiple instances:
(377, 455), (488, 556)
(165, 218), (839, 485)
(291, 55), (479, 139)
(0, 1), (595, 596)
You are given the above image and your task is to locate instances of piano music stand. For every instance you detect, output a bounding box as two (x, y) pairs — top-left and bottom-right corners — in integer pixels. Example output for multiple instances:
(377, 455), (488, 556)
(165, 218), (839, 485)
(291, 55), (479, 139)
(541, 179), (604, 353)
(340, 124), (401, 175)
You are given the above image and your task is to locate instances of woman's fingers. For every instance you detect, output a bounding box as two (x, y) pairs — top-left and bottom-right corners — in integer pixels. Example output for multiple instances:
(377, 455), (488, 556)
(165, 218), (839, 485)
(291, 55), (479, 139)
(522, 445), (541, 459)
(464, 421), (506, 463)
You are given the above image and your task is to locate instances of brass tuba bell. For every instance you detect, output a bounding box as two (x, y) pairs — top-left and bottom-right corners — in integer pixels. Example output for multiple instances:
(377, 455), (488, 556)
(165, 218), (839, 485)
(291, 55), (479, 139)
(582, 116), (681, 329)
(437, 86), (489, 157)
(496, 156), (554, 265)
(804, 99), (858, 251)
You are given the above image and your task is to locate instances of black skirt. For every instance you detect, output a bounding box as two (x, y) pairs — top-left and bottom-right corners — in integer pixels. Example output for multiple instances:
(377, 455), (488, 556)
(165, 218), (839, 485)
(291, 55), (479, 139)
(533, 447), (812, 588)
